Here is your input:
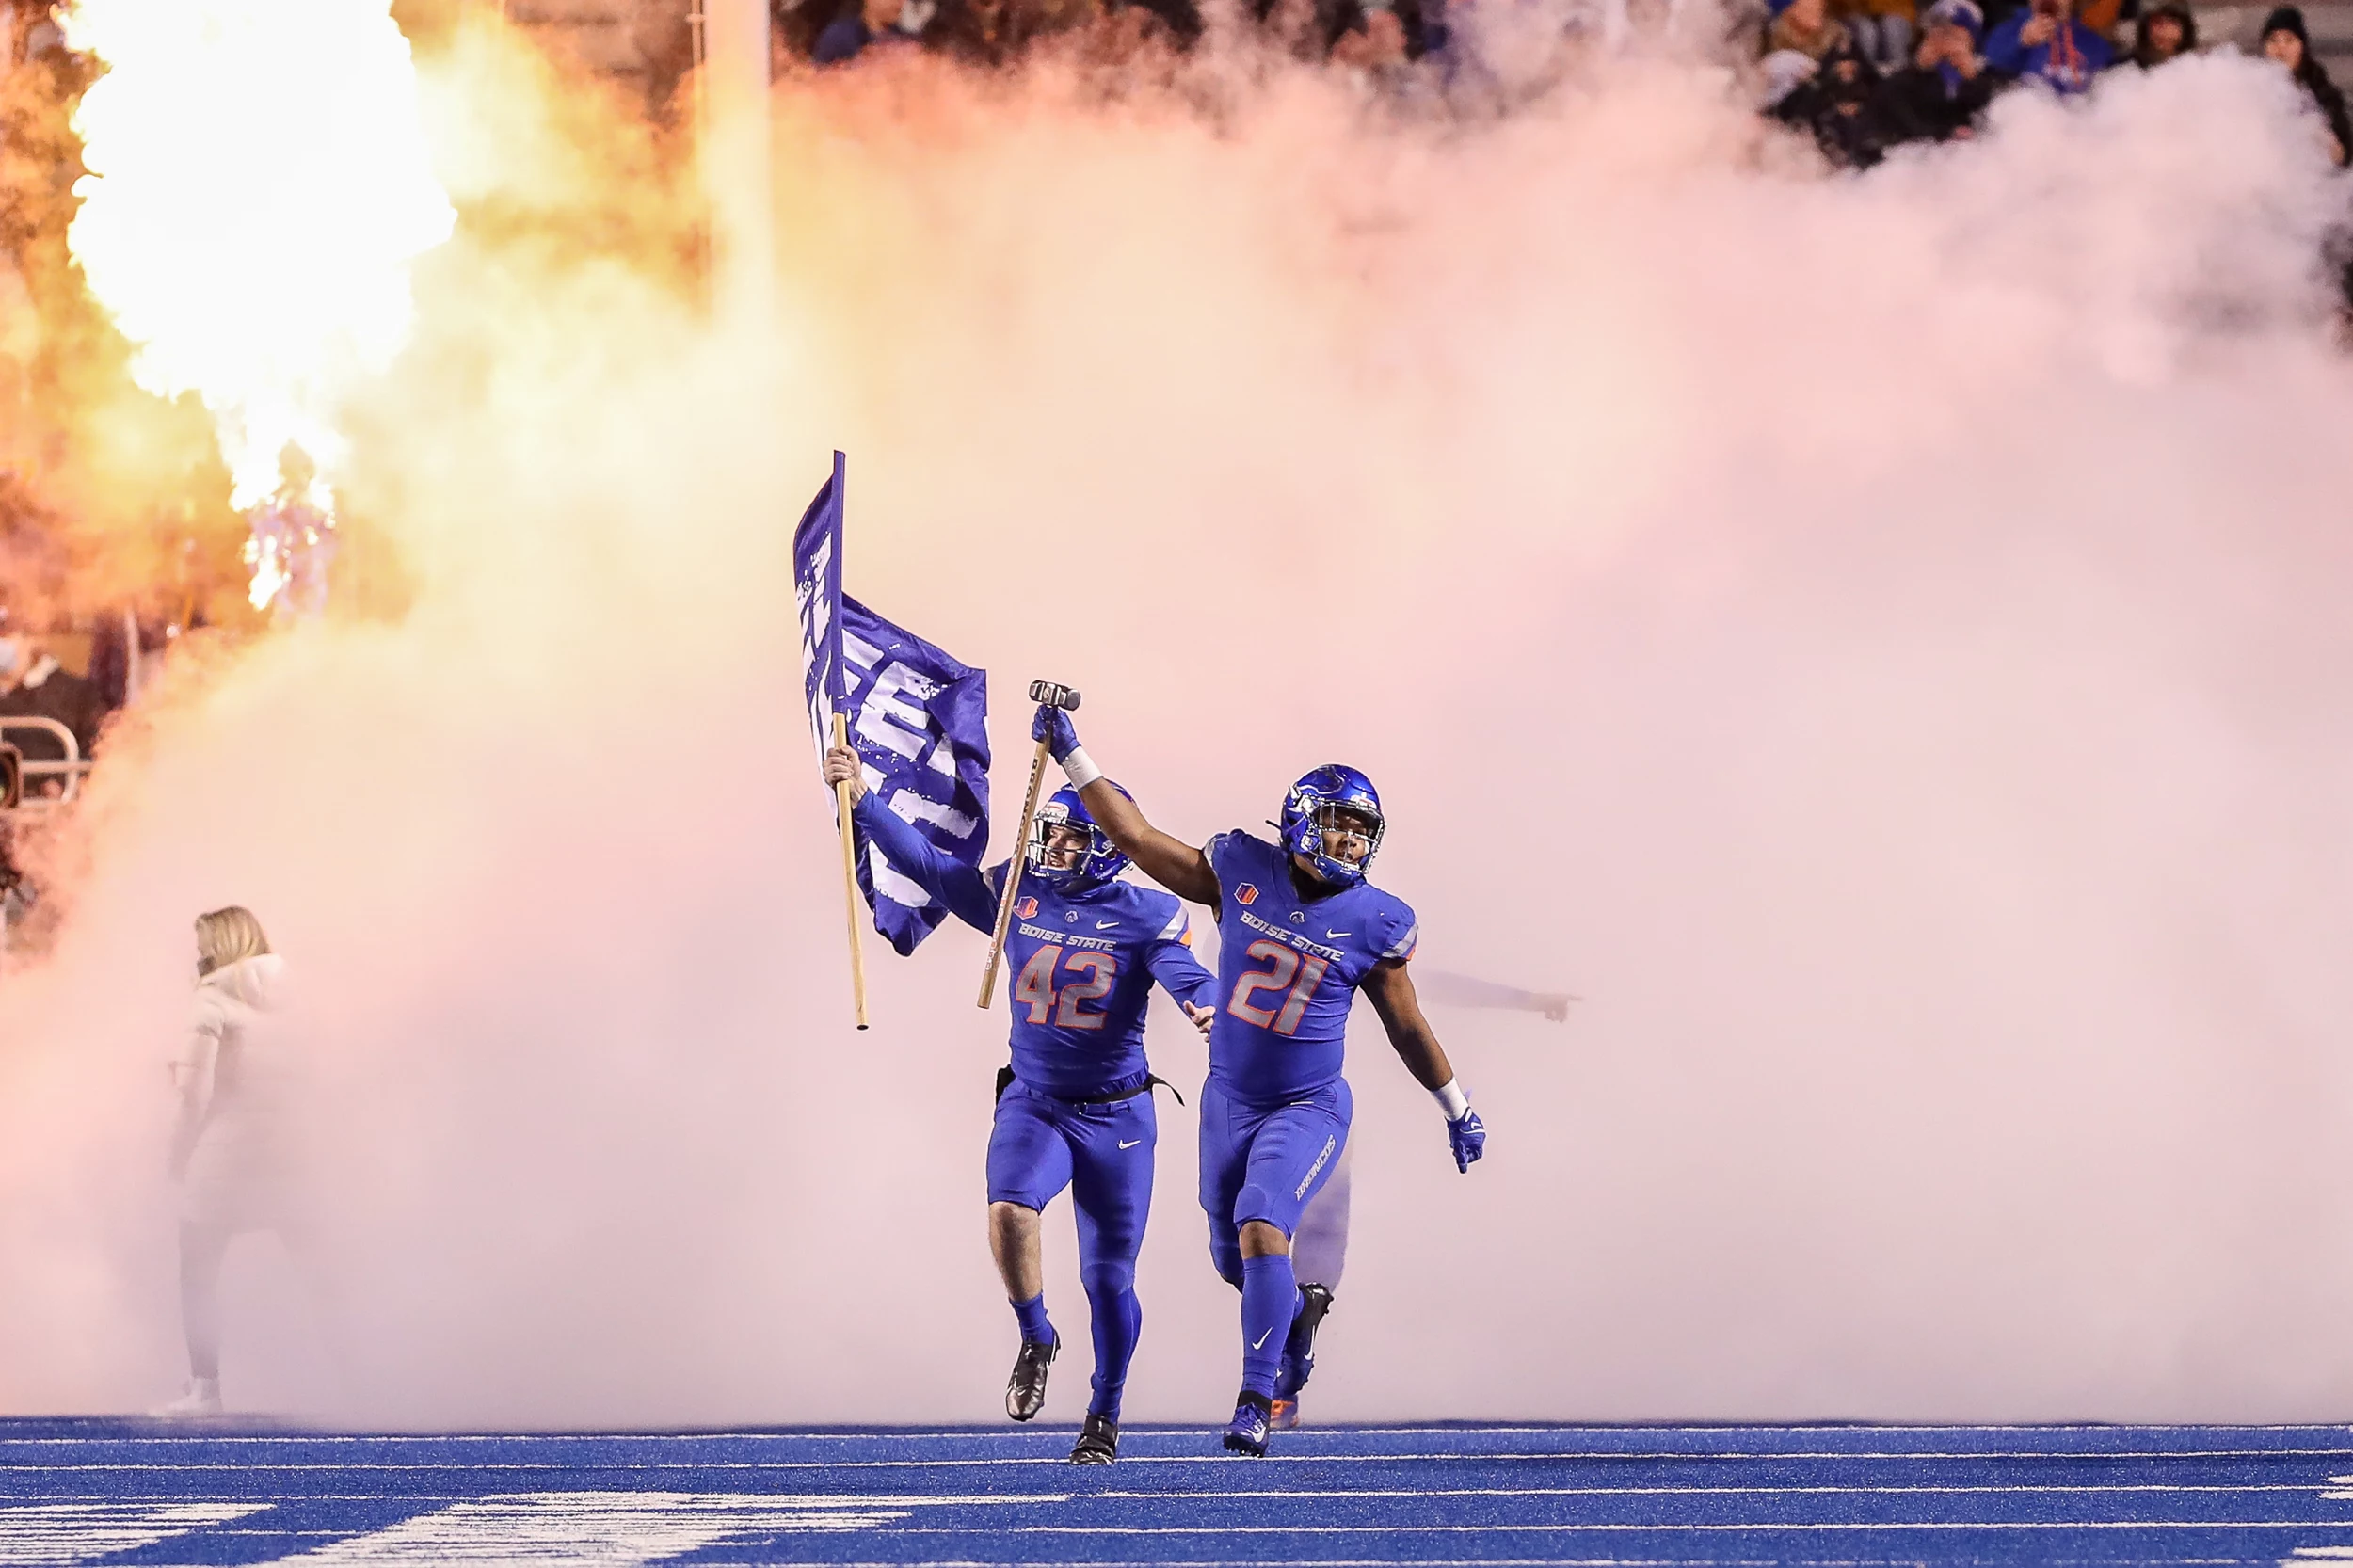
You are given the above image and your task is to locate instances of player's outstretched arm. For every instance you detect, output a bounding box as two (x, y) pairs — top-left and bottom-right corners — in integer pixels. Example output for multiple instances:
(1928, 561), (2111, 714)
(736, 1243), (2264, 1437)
(1364, 959), (1488, 1173)
(822, 744), (999, 935)
(1418, 968), (1579, 1023)
(1033, 704), (1219, 906)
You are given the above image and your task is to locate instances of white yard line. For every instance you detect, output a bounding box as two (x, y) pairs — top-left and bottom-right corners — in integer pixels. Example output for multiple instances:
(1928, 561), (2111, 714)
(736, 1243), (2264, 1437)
(0, 1502), (268, 1567)
(79, 1492), (1059, 1568)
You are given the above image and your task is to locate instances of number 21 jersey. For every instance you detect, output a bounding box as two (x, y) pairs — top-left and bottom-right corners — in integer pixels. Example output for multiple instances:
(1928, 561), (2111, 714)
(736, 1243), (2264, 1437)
(1204, 830), (1419, 1107)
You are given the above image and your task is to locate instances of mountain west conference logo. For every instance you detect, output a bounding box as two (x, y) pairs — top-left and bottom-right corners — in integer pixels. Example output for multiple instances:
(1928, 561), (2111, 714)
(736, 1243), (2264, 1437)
(1016, 897), (1039, 919)
(1236, 884), (1258, 905)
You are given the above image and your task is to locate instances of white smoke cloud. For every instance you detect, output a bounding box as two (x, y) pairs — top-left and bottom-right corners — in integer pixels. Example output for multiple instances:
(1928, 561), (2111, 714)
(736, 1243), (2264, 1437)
(5, 24), (2353, 1426)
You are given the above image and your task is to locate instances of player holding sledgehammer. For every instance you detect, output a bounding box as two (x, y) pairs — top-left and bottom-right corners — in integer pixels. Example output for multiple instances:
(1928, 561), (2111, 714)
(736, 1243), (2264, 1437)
(1031, 697), (1487, 1457)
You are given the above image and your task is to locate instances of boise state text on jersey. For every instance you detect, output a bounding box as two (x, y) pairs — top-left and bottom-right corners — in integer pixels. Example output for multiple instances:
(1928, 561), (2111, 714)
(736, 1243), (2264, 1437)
(1204, 830), (1418, 1106)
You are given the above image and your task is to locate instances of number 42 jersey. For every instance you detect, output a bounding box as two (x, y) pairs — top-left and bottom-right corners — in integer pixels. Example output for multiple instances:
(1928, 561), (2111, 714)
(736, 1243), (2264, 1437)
(1204, 830), (1419, 1107)
(991, 863), (1216, 1099)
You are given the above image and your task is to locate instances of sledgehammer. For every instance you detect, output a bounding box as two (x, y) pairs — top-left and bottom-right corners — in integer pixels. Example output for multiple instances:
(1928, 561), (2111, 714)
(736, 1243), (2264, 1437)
(978, 680), (1081, 1010)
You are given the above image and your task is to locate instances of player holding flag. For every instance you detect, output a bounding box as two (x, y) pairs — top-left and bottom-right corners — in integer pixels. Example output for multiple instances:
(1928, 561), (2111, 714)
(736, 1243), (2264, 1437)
(822, 744), (1215, 1464)
(1031, 702), (1486, 1456)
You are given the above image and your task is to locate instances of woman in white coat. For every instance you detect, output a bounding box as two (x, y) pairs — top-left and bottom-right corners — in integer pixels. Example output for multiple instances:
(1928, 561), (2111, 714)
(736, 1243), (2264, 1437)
(155, 906), (299, 1417)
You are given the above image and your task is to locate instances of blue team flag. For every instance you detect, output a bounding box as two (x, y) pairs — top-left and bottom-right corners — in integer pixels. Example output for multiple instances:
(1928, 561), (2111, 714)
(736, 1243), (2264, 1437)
(793, 453), (992, 956)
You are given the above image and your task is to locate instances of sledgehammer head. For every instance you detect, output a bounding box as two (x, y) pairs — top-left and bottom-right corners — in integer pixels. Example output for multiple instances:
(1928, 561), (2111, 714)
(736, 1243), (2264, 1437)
(1029, 680), (1082, 712)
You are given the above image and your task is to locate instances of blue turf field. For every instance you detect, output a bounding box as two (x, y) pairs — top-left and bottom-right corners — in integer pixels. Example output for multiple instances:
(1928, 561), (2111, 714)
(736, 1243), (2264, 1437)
(6, 1421), (2353, 1565)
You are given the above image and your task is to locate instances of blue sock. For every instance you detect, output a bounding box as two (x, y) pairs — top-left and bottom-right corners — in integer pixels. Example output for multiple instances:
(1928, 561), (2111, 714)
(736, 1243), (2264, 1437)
(1012, 1291), (1055, 1347)
(1080, 1262), (1140, 1421)
(1239, 1254), (1298, 1400)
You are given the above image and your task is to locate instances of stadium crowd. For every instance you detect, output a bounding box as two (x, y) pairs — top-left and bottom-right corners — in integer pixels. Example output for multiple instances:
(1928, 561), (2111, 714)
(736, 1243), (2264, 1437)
(769, 0), (2353, 171)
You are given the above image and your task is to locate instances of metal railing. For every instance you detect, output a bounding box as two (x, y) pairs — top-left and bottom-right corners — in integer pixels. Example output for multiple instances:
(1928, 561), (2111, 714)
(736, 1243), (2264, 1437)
(1, 716), (89, 808)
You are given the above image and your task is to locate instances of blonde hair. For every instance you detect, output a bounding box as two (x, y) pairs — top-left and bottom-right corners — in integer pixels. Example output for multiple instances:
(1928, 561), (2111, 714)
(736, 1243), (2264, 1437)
(194, 906), (270, 977)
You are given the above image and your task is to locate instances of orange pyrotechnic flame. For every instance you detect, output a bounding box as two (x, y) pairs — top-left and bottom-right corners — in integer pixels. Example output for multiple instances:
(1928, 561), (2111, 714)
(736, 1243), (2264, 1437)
(60, 0), (456, 612)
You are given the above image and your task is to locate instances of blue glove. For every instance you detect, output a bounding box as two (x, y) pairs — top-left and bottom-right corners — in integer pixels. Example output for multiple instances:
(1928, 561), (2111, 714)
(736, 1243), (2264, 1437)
(1447, 1110), (1486, 1173)
(1032, 704), (1080, 762)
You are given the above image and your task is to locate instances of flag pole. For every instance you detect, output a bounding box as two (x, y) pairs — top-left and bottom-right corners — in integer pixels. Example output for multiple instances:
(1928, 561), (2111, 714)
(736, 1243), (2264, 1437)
(832, 711), (871, 1031)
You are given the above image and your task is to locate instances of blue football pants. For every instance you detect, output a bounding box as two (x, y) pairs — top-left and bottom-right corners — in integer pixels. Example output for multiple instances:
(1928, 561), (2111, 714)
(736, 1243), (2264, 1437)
(1196, 1076), (1352, 1288)
(986, 1080), (1158, 1419)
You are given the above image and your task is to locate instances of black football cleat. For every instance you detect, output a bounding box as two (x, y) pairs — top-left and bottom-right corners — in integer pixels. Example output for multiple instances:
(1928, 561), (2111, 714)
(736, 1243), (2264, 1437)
(1222, 1390), (1273, 1456)
(1273, 1283), (1334, 1413)
(1006, 1335), (1058, 1422)
(1069, 1413), (1119, 1464)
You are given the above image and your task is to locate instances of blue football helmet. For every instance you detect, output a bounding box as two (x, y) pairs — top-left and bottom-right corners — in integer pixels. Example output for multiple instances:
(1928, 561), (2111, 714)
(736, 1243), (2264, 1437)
(1027, 783), (1131, 889)
(1279, 764), (1385, 887)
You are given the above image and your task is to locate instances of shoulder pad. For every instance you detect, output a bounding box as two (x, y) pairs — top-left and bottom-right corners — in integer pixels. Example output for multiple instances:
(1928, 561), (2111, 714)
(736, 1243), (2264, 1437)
(1375, 894), (1420, 962)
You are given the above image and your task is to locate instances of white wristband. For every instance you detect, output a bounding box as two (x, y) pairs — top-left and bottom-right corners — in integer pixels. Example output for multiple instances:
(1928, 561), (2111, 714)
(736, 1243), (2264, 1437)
(1433, 1078), (1470, 1121)
(1060, 745), (1103, 791)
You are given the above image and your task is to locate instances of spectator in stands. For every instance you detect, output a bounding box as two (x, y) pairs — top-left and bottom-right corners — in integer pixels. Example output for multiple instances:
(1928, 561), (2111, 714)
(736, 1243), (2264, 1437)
(2126, 1), (2195, 66)
(1923, 0), (1983, 45)
(932, 0), (1014, 63)
(1843, 0), (1919, 77)
(2260, 7), (2352, 164)
(1983, 0), (2110, 92)
(935, 0), (1104, 58)
(773, 0), (826, 62)
(2073, 0), (2127, 47)
(811, 0), (928, 64)
(0, 623), (102, 774)
(1769, 0), (1854, 60)
(1772, 40), (1896, 164)
(1876, 3), (1993, 139)
(1760, 46), (1824, 107)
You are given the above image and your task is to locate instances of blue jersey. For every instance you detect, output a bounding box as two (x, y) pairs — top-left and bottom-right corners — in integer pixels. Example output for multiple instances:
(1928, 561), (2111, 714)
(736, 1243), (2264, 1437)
(852, 794), (1215, 1098)
(1203, 830), (1419, 1107)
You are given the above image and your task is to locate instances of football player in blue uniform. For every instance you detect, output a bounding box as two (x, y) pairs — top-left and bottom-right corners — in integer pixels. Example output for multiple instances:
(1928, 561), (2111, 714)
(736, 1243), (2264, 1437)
(824, 744), (1216, 1464)
(1027, 706), (1487, 1456)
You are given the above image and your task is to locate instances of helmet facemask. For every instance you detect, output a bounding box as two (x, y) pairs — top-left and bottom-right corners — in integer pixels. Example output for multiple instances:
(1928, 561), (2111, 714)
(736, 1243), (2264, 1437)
(1279, 767), (1385, 888)
(1300, 802), (1383, 885)
(1026, 798), (1125, 889)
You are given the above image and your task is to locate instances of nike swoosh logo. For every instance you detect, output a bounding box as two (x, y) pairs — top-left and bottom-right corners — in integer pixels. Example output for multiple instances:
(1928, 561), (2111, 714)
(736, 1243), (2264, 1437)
(1326, 930), (1352, 937)
(1251, 1328), (1274, 1349)
(1118, 1139), (1142, 1149)
(1096, 920), (1118, 930)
